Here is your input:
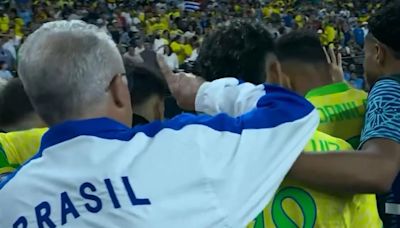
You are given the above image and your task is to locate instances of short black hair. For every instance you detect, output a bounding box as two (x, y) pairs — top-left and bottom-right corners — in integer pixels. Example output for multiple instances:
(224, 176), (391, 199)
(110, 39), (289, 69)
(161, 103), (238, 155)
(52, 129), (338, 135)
(369, 1), (400, 56)
(276, 30), (327, 64)
(126, 65), (168, 106)
(197, 20), (275, 84)
(0, 78), (35, 128)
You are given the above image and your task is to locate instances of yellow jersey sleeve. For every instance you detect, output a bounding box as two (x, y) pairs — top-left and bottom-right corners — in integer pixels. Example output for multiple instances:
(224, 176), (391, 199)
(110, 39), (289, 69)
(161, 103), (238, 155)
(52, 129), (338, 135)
(0, 128), (47, 175)
(247, 131), (382, 228)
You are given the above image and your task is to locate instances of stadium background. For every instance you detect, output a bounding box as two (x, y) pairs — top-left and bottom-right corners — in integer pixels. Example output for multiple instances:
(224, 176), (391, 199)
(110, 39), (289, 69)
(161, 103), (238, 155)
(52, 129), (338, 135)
(0, 0), (394, 227)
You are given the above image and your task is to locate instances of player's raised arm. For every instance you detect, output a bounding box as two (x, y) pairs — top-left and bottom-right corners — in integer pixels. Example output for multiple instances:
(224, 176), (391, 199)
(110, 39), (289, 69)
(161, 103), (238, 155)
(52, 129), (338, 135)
(158, 56), (266, 116)
(195, 78), (266, 116)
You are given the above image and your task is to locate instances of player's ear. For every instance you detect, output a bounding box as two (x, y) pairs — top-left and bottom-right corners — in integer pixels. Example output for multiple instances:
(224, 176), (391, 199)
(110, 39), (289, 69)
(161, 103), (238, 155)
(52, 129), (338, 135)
(265, 55), (284, 86)
(107, 74), (133, 127)
(376, 43), (387, 66)
(279, 71), (292, 90)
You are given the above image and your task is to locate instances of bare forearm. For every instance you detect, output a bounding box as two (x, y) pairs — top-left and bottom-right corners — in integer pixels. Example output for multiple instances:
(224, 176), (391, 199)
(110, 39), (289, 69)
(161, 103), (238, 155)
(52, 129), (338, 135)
(289, 151), (398, 194)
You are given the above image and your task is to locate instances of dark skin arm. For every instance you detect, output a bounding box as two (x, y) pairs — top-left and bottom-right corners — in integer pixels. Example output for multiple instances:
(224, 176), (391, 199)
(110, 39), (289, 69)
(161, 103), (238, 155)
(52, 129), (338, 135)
(289, 138), (400, 194)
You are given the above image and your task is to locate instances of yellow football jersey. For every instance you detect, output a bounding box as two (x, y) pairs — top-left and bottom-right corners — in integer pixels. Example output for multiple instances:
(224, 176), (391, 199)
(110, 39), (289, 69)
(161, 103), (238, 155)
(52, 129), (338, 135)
(0, 128), (47, 175)
(0, 15), (9, 33)
(247, 131), (382, 228)
(14, 18), (25, 37)
(306, 82), (367, 148)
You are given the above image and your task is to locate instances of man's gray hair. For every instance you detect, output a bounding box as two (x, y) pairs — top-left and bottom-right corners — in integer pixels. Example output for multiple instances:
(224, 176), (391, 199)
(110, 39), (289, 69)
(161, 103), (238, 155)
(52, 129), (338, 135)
(18, 20), (123, 124)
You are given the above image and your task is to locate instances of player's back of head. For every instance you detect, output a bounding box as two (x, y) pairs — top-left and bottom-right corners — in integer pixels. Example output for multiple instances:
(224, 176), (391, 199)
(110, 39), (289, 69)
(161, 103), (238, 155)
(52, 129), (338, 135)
(125, 65), (168, 124)
(276, 30), (328, 65)
(368, 1), (400, 58)
(364, 0), (400, 83)
(197, 20), (275, 84)
(276, 30), (333, 95)
(0, 78), (44, 132)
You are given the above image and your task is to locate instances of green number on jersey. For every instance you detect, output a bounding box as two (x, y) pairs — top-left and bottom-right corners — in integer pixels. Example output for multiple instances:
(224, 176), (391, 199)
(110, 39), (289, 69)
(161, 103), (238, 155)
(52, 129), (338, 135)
(253, 187), (317, 228)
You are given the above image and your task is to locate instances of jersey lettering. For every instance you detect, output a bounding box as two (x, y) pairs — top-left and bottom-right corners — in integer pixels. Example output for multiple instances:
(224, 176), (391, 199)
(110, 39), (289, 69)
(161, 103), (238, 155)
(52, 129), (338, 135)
(35, 202), (56, 228)
(122, 176), (151, 206)
(61, 191), (80, 225)
(13, 216), (27, 228)
(318, 101), (363, 123)
(14, 176), (150, 226)
(80, 182), (102, 213)
(104, 178), (121, 209)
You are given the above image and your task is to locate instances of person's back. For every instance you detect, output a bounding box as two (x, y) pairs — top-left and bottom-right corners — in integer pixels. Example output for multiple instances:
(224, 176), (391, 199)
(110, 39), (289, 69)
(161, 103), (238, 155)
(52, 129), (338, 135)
(0, 20), (319, 227)
(193, 26), (379, 227)
(305, 84), (367, 148)
(276, 31), (367, 148)
(249, 131), (381, 228)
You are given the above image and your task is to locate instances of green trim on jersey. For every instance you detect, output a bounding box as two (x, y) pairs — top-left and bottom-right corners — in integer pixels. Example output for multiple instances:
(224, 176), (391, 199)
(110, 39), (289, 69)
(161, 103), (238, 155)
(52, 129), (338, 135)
(0, 144), (9, 168)
(305, 82), (351, 99)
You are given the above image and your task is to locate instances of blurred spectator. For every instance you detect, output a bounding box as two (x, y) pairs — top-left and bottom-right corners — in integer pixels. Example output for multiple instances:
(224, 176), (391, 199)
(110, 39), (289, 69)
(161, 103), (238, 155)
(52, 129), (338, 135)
(123, 45), (144, 66)
(185, 36), (199, 62)
(162, 45), (179, 70)
(2, 29), (18, 59)
(135, 38), (146, 54)
(170, 35), (186, 64)
(0, 37), (14, 70)
(153, 33), (168, 54)
(353, 23), (365, 47)
(0, 61), (12, 80)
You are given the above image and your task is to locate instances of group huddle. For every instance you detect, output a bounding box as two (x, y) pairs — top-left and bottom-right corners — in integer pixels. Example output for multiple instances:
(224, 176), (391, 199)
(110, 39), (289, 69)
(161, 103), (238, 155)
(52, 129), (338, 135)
(0, 1), (399, 228)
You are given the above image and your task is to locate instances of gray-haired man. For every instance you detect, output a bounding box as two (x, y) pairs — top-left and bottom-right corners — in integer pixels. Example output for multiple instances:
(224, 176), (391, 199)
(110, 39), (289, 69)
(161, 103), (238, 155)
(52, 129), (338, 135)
(0, 20), (319, 227)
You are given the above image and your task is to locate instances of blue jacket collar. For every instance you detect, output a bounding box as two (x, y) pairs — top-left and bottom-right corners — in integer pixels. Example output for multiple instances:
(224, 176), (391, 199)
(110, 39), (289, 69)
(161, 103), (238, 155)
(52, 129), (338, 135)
(41, 118), (130, 151)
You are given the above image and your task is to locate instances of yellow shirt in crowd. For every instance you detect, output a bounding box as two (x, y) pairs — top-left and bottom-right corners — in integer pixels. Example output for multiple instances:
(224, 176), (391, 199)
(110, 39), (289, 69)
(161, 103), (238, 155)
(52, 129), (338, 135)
(183, 44), (193, 58)
(0, 15), (9, 33)
(324, 25), (337, 44)
(295, 15), (304, 28)
(170, 41), (186, 64)
(14, 18), (24, 37)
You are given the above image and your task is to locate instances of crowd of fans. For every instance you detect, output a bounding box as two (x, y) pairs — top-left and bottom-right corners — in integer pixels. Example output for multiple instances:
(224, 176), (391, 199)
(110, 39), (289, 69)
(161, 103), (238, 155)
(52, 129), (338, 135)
(0, 0), (399, 227)
(0, 0), (390, 90)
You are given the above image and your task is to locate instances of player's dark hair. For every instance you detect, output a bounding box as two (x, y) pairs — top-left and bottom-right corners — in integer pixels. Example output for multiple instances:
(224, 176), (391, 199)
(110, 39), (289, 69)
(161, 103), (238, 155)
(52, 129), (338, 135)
(369, 1), (400, 58)
(197, 20), (275, 84)
(276, 30), (327, 64)
(0, 78), (35, 128)
(125, 65), (168, 106)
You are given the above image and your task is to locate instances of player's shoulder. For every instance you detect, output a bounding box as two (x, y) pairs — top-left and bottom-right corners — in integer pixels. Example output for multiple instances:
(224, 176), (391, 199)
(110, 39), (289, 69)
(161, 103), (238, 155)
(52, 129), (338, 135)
(347, 86), (368, 97)
(370, 79), (400, 99)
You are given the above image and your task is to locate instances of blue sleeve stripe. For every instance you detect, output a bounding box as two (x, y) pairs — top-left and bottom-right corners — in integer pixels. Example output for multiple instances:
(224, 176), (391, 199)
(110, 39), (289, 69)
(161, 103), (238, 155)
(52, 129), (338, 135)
(134, 84), (315, 136)
(0, 85), (315, 190)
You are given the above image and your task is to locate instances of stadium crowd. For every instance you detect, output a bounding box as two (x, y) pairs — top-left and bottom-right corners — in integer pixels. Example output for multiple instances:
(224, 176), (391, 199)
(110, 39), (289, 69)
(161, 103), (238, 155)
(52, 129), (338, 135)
(0, 0), (388, 89)
(0, 0), (399, 227)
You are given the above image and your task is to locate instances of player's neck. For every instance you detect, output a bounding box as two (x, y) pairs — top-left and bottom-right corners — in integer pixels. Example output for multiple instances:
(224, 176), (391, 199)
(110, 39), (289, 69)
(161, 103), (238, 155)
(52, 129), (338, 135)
(289, 67), (333, 96)
(382, 62), (400, 76)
